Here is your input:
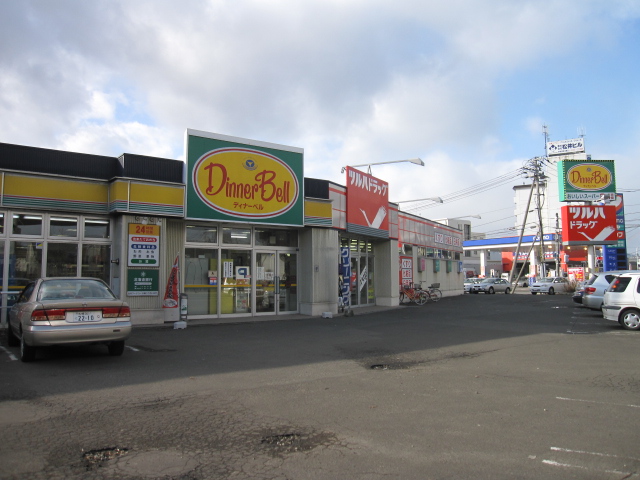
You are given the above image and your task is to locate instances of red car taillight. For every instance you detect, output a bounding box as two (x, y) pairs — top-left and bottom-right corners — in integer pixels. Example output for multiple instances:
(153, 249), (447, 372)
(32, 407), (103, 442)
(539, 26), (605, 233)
(103, 306), (131, 318)
(31, 309), (66, 321)
(584, 287), (596, 295)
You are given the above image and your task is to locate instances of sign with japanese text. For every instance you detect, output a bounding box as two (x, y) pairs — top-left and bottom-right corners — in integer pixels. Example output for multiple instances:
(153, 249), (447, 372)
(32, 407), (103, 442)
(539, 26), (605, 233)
(128, 224), (160, 266)
(561, 205), (617, 246)
(557, 160), (616, 201)
(435, 232), (463, 248)
(339, 247), (351, 308)
(346, 167), (389, 238)
(127, 269), (159, 296)
(186, 129), (304, 226)
(603, 193), (627, 270)
(399, 256), (413, 287)
(547, 138), (585, 156)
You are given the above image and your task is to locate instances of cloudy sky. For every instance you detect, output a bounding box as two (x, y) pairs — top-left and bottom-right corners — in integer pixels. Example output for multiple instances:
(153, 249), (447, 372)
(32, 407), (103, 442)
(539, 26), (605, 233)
(1, 1), (640, 254)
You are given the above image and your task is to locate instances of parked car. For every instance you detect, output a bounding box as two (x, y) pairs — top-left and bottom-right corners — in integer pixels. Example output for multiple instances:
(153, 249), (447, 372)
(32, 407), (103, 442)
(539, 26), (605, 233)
(470, 278), (511, 294)
(582, 271), (638, 311)
(529, 276), (569, 295)
(572, 286), (585, 304)
(602, 272), (640, 330)
(463, 278), (481, 293)
(6, 277), (131, 362)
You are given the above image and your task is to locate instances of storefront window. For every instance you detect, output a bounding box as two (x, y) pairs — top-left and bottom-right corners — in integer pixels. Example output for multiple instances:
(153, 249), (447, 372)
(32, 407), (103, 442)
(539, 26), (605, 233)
(255, 229), (298, 247)
(82, 244), (110, 283)
(221, 249), (251, 314)
(50, 217), (78, 237)
(359, 241), (370, 254)
(47, 243), (78, 277)
(9, 241), (42, 283)
(12, 214), (42, 236)
(186, 225), (218, 243)
(222, 227), (251, 245)
(184, 248), (218, 315)
(84, 218), (110, 239)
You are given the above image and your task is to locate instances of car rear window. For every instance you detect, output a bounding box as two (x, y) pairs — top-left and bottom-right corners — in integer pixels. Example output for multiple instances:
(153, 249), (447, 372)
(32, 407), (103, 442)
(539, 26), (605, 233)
(38, 280), (116, 301)
(609, 277), (631, 293)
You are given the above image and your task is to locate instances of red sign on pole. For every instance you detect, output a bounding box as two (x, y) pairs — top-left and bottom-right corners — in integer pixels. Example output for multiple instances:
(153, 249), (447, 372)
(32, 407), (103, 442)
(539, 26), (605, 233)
(561, 205), (617, 245)
(346, 167), (389, 238)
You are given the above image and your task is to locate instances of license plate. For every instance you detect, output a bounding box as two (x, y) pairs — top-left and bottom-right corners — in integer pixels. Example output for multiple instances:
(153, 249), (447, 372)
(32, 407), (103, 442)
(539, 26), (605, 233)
(72, 311), (102, 322)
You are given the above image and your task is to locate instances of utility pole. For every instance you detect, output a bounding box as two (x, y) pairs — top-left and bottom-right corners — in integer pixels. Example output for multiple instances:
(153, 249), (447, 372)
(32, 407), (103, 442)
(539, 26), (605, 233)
(509, 156), (547, 288)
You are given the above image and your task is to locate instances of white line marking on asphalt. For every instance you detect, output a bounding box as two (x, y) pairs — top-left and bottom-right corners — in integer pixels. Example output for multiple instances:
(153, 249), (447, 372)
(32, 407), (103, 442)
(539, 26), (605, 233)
(126, 345), (139, 352)
(556, 396), (640, 409)
(0, 345), (18, 361)
(550, 447), (640, 462)
(542, 460), (631, 475)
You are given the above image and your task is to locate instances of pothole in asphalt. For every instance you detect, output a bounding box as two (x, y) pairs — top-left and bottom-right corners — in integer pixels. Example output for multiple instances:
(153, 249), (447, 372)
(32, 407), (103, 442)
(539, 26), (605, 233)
(83, 447), (129, 470)
(370, 364), (391, 370)
(260, 431), (337, 456)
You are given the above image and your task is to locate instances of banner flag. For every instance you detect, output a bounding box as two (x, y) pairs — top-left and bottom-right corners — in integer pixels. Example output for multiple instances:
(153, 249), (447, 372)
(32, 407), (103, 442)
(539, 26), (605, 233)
(163, 254), (180, 308)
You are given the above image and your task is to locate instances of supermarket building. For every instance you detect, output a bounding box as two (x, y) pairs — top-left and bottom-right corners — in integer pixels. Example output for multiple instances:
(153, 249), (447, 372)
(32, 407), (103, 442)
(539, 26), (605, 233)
(0, 130), (464, 326)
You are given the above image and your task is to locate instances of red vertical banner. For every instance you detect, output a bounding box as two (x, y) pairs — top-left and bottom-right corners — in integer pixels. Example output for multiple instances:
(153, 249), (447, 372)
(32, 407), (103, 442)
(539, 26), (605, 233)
(163, 255), (180, 308)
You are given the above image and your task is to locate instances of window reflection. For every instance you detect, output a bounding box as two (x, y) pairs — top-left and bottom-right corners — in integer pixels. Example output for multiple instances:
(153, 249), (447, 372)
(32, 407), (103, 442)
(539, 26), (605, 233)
(12, 214), (42, 236)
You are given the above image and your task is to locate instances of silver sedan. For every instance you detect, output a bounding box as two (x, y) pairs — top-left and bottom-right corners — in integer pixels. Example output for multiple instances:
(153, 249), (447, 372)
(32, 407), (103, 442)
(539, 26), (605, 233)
(470, 278), (511, 294)
(7, 277), (132, 362)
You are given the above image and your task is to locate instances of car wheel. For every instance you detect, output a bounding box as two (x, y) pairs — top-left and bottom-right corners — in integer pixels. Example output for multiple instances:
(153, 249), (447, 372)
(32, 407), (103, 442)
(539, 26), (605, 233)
(548, 287), (555, 295)
(20, 334), (36, 362)
(488, 287), (495, 294)
(619, 309), (640, 330)
(108, 340), (126, 356)
(7, 324), (19, 347)
(505, 287), (511, 294)
(531, 292), (537, 295)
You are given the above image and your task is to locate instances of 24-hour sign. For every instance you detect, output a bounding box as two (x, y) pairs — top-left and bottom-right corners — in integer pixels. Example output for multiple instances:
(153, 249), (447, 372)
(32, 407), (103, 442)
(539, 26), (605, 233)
(128, 224), (160, 266)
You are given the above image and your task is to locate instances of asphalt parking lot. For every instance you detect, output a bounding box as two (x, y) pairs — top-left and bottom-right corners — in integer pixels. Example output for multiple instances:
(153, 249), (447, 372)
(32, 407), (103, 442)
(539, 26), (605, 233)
(1, 292), (638, 479)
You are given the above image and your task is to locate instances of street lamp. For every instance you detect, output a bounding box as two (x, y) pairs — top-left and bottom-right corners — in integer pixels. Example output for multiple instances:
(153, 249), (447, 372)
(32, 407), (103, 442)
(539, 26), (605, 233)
(341, 157), (424, 174)
(395, 196), (444, 205)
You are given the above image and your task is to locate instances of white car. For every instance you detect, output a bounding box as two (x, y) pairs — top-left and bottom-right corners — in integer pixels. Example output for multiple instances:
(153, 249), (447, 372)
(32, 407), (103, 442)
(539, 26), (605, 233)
(602, 272), (640, 330)
(529, 277), (569, 295)
(463, 278), (481, 293)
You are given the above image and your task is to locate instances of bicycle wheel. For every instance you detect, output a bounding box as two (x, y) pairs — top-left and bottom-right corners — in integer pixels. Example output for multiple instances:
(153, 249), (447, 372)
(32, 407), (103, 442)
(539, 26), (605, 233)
(416, 291), (428, 305)
(430, 289), (442, 302)
(399, 291), (410, 304)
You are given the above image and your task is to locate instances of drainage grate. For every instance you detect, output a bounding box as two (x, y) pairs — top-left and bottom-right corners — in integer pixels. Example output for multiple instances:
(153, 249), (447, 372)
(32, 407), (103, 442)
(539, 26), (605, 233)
(82, 447), (129, 470)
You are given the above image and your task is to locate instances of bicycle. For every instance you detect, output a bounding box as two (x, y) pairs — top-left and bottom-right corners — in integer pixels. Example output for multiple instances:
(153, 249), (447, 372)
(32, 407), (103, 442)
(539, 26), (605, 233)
(399, 283), (428, 305)
(425, 283), (442, 302)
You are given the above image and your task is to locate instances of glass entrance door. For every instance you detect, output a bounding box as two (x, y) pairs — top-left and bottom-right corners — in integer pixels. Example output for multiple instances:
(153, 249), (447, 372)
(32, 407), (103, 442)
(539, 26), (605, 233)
(255, 251), (297, 314)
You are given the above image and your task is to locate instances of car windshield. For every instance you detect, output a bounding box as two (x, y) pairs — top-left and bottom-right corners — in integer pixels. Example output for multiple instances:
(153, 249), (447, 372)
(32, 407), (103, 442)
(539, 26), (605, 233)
(537, 278), (554, 283)
(38, 279), (116, 301)
(480, 279), (496, 284)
